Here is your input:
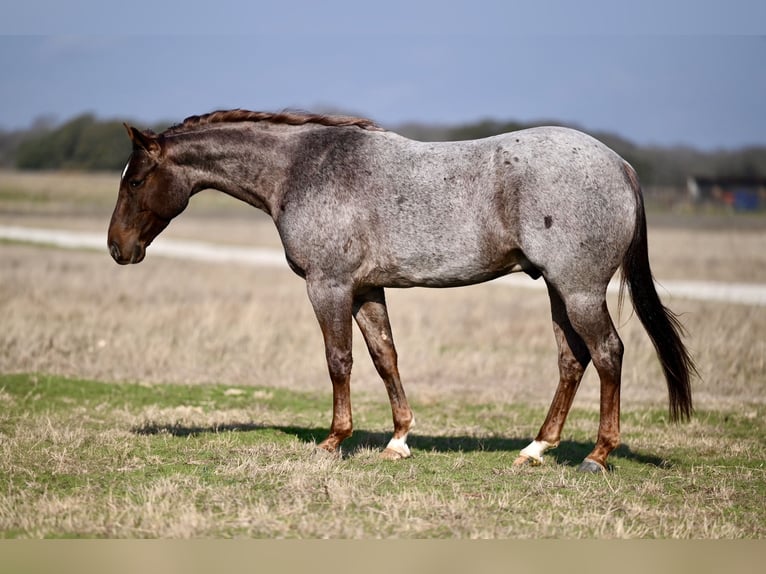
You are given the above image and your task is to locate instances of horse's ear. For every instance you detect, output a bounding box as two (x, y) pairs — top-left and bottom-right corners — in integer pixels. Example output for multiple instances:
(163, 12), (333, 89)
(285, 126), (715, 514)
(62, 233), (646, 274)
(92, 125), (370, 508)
(124, 123), (161, 157)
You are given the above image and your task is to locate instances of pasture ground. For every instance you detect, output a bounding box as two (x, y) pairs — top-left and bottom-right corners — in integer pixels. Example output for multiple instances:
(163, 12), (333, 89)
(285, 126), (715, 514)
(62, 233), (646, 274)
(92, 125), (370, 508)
(1, 169), (765, 538)
(1, 373), (764, 538)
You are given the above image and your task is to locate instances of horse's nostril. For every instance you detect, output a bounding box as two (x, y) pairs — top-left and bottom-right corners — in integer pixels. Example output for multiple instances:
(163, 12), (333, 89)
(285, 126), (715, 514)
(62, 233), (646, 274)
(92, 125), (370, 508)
(130, 243), (145, 264)
(109, 241), (122, 262)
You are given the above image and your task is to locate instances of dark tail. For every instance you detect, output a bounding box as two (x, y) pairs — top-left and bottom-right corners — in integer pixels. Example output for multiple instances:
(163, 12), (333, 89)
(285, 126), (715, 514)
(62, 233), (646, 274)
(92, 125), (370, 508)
(620, 163), (697, 421)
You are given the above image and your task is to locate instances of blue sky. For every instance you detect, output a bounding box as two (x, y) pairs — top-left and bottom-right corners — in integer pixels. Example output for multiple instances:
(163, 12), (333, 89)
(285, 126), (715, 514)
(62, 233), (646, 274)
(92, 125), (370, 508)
(1, 1), (765, 150)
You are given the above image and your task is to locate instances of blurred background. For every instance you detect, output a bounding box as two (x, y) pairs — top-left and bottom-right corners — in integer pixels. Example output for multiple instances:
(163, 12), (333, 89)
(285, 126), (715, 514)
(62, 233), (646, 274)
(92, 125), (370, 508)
(2, 1), (765, 212)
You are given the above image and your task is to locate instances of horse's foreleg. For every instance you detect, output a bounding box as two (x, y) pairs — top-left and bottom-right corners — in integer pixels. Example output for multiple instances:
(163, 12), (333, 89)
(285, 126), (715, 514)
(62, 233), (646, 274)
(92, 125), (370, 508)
(353, 288), (414, 460)
(515, 283), (591, 466)
(307, 280), (355, 455)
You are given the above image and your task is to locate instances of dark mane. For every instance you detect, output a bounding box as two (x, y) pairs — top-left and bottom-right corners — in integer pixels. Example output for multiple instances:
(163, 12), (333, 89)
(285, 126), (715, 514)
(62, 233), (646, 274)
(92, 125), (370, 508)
(164, 109), (384, 135)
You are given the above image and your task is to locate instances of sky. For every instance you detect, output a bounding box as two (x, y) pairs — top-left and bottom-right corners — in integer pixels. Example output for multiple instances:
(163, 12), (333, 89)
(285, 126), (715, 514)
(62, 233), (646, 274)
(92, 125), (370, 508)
(1, 1), (765, 150)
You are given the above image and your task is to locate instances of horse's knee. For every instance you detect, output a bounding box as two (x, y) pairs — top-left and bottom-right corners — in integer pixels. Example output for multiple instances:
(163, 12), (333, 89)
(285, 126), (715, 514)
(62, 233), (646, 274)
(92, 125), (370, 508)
(326, 347), (353, 380)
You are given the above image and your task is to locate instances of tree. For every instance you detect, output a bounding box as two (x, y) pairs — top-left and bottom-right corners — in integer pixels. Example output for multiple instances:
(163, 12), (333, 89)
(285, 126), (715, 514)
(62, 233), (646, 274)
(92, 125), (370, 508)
(15, 113), (131, 171)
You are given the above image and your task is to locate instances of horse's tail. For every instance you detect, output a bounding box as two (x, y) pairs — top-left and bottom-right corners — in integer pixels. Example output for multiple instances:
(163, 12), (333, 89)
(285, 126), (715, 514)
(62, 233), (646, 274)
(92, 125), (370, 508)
(619, 162), (696, 421)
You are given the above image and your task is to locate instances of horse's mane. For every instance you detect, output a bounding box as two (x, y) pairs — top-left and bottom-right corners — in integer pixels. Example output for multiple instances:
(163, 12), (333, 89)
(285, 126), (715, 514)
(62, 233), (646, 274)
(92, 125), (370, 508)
(163, 109), (384, 135)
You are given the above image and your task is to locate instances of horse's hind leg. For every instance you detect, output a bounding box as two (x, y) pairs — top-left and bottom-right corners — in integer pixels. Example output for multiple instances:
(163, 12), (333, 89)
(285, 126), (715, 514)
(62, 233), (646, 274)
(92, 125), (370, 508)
(514, 281), (591, 466)
(562, 288), (624, 472)
(353, 287), (414, 460)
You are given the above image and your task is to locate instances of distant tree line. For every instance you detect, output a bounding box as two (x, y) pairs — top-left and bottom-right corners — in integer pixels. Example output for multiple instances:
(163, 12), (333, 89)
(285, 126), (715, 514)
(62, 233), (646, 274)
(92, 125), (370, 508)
(1, 113), (765, 188)
(3, 114), (170, 172)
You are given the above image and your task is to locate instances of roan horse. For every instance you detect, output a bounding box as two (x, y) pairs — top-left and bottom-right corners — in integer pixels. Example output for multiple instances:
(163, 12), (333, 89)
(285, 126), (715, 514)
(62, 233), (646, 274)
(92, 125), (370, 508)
(108, 109), (695, 472)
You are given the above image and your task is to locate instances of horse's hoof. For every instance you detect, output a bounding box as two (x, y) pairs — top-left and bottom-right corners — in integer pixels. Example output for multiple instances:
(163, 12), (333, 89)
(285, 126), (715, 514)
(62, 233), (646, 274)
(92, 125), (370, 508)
(577, 458), (606, 473)
(316, 442), (341, 458)
(314, 448), (339, 459)
(513, 454), (542, 467)
(380, 446), (411, 460)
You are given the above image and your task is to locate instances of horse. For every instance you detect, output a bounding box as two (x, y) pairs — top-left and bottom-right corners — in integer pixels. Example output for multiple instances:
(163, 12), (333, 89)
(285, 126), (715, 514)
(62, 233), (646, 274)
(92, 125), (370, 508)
(108, 109), (695, 472)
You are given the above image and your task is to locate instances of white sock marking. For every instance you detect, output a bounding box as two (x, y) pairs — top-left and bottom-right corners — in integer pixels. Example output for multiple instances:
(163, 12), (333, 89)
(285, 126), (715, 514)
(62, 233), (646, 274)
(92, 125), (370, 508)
(519, 440), (556, 463)
(386, 436), (411, 457)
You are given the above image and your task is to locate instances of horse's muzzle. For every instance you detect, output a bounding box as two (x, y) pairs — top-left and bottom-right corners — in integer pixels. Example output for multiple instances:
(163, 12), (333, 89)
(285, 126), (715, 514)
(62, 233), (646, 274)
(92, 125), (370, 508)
(109, 241), (145, 265)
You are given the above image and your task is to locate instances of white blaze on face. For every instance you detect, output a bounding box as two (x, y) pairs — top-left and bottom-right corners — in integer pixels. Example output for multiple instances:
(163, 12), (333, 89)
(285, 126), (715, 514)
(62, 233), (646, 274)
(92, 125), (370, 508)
(121, 160), (130, 183)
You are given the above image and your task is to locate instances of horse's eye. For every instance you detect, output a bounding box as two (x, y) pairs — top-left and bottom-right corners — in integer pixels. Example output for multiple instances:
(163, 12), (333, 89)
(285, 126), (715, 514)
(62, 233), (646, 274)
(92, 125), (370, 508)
(129, 179), (143, 189)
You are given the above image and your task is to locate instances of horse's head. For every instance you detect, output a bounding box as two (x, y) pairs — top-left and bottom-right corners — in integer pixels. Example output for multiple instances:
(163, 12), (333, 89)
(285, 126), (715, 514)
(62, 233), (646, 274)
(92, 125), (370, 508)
(107, 124), (190, 265)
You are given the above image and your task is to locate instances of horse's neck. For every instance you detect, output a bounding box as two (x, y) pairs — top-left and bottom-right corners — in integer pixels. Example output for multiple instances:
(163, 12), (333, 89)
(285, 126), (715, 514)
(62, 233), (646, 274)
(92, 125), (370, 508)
(169, 125), (293, 217)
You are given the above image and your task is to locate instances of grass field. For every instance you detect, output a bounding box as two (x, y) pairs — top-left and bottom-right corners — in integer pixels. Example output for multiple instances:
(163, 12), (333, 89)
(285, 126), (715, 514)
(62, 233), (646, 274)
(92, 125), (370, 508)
(1, 169), (765, 538)
(2, 373), (764, 538)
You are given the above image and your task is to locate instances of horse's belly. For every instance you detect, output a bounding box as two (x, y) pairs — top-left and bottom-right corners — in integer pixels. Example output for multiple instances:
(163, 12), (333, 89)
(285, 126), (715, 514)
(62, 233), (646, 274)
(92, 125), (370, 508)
(369, 248), (523, 288)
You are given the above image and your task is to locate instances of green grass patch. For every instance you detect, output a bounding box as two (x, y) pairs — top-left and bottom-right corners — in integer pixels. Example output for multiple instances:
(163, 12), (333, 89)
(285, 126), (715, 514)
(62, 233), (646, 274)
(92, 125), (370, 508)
(1, 373), (764, 538)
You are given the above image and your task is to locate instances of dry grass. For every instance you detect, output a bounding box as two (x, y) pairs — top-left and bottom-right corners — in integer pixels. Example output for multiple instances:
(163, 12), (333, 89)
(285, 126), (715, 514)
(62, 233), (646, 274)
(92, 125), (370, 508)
(2, 374), (764, 539)
(1, 239), (763, 411)
(647, 227), (766, 283)
(1, 169), (765, 538)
